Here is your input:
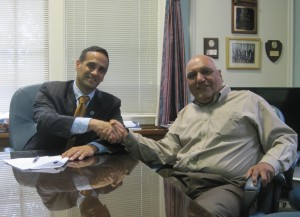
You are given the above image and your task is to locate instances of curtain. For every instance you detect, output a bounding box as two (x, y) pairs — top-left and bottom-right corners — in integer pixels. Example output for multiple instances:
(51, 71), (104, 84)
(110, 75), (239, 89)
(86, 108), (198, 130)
(158, 0), (188, 126)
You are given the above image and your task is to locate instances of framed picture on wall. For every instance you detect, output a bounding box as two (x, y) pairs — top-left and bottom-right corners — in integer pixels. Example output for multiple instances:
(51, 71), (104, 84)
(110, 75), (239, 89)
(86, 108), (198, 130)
(226, 37), (261, 69)
(232, 4), (257, 34)
(203, 38), (219, 59)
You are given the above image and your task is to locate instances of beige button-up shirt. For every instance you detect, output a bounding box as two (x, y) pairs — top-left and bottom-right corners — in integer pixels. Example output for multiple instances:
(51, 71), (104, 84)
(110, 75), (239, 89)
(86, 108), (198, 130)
(124, 86), (298, 179)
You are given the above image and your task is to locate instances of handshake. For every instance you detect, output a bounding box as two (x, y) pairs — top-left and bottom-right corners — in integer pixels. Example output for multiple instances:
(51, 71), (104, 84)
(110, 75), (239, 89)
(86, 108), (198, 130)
(62, 119), (128, 161)
(88, 119), (128, 144)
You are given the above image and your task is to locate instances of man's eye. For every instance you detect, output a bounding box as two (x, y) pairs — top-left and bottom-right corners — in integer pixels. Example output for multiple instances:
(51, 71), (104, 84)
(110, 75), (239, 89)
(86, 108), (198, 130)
(87, 63), (95, 70)
(187, 72), (196, 79)
(98, 66), (107, 74)
(201, 68), (213, 75)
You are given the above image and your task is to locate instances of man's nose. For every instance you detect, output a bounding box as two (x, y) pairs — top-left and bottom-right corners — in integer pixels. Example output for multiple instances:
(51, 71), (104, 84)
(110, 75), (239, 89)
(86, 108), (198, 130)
(91, 68), (99, 75)
(196, 72), (205, 82)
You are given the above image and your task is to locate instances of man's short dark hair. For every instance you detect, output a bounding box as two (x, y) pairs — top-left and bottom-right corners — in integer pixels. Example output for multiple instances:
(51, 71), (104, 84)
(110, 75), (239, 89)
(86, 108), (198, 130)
(79, 46), (109, 65)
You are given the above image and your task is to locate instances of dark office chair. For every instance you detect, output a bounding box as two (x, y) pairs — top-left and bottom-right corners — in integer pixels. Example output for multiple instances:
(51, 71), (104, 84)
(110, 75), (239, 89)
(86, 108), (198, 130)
(289, 185), (300, 211)
(243, 106), (299, 217)
(4, 84), (41, 152)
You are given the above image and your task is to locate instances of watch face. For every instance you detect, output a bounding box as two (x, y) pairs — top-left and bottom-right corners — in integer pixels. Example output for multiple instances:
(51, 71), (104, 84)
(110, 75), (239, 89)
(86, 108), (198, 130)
(208, 40), (215, 47)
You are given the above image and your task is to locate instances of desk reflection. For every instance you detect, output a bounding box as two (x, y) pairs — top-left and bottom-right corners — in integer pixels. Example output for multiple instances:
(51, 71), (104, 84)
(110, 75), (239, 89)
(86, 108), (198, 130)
(1, 151), (212, 217)
(13, 154), (138, 217)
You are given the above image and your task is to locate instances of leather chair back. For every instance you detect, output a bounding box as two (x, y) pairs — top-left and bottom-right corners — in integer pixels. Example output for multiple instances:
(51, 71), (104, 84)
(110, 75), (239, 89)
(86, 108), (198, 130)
(7, 84), (41, 151)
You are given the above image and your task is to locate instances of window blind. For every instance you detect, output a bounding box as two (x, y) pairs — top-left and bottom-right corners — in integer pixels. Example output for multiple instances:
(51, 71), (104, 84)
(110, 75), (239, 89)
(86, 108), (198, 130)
(0, 0), (49, 113)
(65, 0), (159, 118)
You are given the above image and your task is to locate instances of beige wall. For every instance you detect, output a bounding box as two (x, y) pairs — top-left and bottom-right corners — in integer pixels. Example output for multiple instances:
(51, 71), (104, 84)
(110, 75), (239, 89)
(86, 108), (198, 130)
(190, 0), (293, 87)
(49, 0), (294, 88)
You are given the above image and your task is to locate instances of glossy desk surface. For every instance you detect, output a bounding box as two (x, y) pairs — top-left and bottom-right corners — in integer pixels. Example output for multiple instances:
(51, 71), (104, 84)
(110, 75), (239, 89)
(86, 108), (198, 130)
(0, 151), (209, 217)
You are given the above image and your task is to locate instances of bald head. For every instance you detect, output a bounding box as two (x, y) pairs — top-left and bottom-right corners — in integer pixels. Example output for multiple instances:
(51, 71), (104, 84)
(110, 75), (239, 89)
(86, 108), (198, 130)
(186, 55), (223, 104)
(186, 55), (218, 74)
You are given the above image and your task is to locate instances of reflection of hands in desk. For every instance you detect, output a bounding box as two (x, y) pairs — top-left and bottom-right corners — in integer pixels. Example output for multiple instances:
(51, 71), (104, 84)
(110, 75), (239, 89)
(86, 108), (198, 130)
(13, 154), (138, 214)
(67, 155), (99, 168)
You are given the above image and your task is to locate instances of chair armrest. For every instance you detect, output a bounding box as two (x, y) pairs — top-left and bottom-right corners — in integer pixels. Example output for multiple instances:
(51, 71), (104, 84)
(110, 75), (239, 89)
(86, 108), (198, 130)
(242, 177), (262, 217)
(273, 173), (286, 184)
(243, 173), (287, 216)
(245, 176), (262, 191)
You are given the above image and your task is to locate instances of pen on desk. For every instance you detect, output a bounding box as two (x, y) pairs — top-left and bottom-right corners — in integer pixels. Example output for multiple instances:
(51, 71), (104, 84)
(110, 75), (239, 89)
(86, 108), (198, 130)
(33, 156), (40, 163)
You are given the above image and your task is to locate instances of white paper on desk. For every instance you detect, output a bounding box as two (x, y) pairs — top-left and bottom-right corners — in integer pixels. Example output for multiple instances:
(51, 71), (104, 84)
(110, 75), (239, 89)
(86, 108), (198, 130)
(124, 121), (141, 130)
(3, 156), (69, 170)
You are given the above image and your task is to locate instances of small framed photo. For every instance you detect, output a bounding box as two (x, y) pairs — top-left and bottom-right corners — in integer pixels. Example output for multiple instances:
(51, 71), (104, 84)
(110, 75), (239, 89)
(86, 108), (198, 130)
(203, 38), (219, 59)
(232, 4), (257, 34)
(226, 37), (261, 69)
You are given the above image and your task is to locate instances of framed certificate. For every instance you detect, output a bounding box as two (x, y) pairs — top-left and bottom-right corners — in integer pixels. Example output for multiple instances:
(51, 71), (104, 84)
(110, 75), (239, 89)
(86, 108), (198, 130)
(231, 0), (257, 34)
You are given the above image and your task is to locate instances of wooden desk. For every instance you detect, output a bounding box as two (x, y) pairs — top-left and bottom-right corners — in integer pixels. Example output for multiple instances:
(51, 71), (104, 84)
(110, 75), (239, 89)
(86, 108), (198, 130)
(0, 151), (206, 217)
(134, 126), (168, 141)
(0, 126), (167, 153)
(0, 133), (8, 139)
(0, 133), (9, 151)
(0, 125), (167, 150)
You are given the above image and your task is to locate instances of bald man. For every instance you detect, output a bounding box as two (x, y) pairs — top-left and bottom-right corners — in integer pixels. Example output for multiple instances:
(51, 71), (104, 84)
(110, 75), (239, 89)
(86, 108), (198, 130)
(103, 55), (298, 217)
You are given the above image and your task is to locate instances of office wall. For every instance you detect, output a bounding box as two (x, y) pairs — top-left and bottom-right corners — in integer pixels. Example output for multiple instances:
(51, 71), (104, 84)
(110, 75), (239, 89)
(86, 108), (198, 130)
(49, 0), (295, 88)
(189, 0), (294, 87)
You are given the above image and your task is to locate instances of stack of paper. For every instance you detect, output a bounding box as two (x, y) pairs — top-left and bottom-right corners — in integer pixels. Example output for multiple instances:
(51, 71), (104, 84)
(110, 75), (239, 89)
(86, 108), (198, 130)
(3, 155), (69, 171)
(124, 121), (141, 131)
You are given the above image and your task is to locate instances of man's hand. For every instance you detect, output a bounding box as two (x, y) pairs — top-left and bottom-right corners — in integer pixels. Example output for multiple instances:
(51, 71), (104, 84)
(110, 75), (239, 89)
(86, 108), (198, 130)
(62, 144), (97, 161)
(88, 119), (123, 143)
(88, 119), (113, 132)
(245, 162), (275, 187)
(99, 119), (128, 143)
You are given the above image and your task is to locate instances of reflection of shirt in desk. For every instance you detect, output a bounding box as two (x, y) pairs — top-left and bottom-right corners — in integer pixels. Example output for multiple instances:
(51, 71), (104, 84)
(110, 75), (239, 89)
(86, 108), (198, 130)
(13, 154), (138, 213)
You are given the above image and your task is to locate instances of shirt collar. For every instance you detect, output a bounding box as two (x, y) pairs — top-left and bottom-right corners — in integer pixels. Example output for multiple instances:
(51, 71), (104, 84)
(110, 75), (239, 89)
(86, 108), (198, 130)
(193, 85), (231, 106)
(218, 85), (231, 101)
(73, 81), (95, 102)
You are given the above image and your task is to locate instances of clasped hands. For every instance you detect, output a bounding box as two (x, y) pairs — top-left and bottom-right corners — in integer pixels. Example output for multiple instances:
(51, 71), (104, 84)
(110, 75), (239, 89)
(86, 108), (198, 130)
(62, 119), (127, 161)
(88, 119), (128, 143)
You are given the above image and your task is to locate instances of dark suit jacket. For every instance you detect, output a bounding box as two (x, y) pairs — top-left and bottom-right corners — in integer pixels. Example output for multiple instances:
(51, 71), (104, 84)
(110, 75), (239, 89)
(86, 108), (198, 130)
(24, 80), (124, 152)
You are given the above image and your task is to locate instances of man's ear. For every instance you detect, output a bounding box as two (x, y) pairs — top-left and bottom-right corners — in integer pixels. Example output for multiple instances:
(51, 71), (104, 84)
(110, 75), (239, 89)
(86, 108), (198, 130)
(218, 70), (223, 81)
(75, 59), (81, 68)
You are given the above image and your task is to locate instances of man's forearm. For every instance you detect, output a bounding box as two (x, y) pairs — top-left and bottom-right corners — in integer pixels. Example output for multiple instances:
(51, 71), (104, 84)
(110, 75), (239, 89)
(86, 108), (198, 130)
(88, 119), (112, 132)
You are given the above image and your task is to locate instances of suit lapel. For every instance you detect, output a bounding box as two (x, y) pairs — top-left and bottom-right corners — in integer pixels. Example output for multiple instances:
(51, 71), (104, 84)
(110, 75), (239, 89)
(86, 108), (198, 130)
(66, 82), (77, 115)
(86, 89), (102, 118)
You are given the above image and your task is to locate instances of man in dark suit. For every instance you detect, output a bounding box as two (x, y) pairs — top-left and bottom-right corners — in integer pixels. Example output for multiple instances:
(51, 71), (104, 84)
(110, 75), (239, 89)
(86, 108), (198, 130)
(24, 46), (123, 160)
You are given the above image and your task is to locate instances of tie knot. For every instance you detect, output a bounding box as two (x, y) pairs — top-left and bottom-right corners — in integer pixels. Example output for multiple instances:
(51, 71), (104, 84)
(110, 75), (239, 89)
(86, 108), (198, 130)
(79, 95), (90, 104)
